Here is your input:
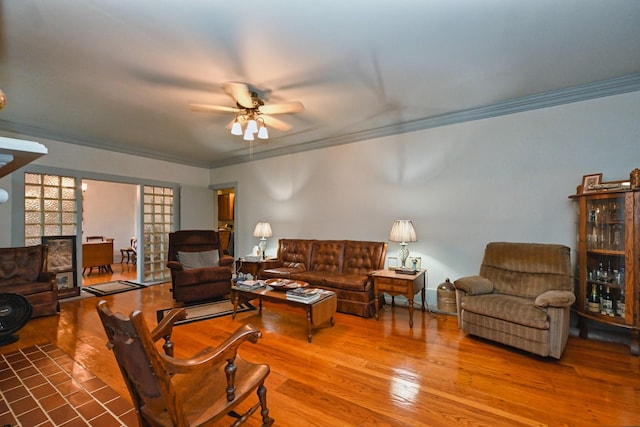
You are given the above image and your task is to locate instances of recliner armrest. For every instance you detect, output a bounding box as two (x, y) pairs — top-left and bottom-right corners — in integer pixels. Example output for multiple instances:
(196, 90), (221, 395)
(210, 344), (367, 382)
(219, 255), (234, 267)
(454, 275), (494, 295)
(167, 260), (184, 271)
(535, 290), (576, 308)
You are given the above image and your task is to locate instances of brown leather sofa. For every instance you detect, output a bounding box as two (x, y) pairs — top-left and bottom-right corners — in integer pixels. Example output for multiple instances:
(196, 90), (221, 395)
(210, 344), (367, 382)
(260, 239), (387, 317)
(167, 230), (234, 303)
(454, 242), (575, 359)
(0, 245), (59, 318)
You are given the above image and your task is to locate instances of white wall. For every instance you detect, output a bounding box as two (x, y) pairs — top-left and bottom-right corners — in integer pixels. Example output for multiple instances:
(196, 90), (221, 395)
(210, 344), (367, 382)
(82, 180), (137, 257)
(210, 91), (640, 298)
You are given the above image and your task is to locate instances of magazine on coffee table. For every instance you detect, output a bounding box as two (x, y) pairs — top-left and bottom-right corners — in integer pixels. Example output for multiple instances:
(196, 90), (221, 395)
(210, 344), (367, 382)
(233, 280), (266, 291)
(285, 287), (335, 303)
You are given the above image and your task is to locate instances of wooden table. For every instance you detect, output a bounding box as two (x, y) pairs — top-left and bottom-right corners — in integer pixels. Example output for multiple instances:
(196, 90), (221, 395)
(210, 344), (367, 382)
(231, 284), (337, 342)
(82, 241), (114, 275)
(372, 269), (426, 328)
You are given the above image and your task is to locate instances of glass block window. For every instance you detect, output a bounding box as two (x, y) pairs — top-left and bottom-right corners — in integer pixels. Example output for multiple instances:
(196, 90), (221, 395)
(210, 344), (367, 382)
(143, 185), (173, 282)
(25, 173), (77, 246)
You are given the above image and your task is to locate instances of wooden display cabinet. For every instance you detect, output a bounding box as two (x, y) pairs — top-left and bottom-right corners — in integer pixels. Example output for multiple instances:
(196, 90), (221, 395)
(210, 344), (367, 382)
(570, 183), (639, 355)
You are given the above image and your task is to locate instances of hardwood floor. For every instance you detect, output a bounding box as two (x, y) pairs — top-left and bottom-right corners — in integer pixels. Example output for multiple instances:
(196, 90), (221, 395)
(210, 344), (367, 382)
(2, 266), (639, 426)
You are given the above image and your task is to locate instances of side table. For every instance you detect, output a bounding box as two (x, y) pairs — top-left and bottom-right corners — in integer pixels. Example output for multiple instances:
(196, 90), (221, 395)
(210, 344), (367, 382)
(235, 258), (279, 279)
(372, 269), (426, 328)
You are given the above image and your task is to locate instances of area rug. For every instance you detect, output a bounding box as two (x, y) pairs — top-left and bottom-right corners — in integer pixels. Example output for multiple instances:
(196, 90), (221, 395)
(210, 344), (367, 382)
(82, 280), (146, 296)
(156, 299), (256, 325)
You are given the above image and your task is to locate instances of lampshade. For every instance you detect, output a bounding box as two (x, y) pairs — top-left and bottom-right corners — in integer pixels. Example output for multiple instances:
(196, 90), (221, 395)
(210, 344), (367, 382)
(389, 220), (417, 243)
(257, 124), (269, 139)
(231, 119), (243, 136)
(243, 127), (255, 141)
(246, 119), (258, 134)
(253, 222), (273, 238)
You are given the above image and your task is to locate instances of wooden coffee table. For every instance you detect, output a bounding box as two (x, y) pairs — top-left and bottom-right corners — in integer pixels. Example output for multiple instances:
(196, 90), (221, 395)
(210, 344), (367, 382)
(231, 282), (337, 342)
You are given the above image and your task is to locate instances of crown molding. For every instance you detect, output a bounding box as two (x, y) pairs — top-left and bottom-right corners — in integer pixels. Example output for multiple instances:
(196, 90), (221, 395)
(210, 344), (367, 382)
(2, 74), (639, 170)
(209, 73), (640, 168)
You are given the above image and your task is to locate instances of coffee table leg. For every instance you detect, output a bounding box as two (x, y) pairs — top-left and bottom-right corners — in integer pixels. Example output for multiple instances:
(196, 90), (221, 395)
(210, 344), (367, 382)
(307, 308), (312, 343)
(259, 299), (263, 315)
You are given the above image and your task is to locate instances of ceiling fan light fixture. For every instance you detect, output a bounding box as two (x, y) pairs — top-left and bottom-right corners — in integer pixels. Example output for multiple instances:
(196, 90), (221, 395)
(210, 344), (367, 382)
(257, 124), (269, 139)
(246, 118), (258, 134)
(230, 118), (243, 136)
(243, 127), (255, 141)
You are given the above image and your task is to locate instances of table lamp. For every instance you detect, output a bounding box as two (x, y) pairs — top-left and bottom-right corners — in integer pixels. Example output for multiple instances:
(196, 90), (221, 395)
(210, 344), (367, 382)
(389, 220), (417, 270)
(253, 222), (273, 260)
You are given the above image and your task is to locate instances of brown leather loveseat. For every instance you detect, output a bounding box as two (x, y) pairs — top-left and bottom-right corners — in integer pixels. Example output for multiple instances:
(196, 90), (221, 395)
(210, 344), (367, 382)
(260, 239), (387, 317)
(0, 245), (59, 318)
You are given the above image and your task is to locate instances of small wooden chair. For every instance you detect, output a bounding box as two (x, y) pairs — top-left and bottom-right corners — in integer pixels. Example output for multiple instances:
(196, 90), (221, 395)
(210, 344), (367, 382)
(96, 300), (274, 427)
(120, 237), (137, 264)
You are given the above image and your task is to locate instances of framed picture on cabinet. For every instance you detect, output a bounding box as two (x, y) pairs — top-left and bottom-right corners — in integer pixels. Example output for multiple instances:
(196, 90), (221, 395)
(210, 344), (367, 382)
(581, 173), (602, 193)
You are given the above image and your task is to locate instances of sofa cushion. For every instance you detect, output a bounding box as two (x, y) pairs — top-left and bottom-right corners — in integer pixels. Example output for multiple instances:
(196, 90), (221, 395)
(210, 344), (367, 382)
(260, 267), (303, 279)
(323, 273), (370, 292)
(178, 250), (219, 269)
(342, 241), (387, 275)
(290, 271), (332, 284)
(174, 267), (231, 287)
(278, 239), (314, 270)
(1, 280), (54, 295)
(310, 240), (345, 272)
(461, 293), (550, 330)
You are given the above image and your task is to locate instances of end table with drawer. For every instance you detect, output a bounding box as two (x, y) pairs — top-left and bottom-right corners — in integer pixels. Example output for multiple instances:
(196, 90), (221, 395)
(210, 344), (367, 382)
(372, 269), (426, 328)
(235, 258), (279, 279)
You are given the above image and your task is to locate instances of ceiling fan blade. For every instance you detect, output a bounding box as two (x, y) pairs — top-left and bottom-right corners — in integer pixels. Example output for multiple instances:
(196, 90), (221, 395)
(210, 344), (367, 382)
(258, 101), (305, 115)
(222, 82), (254, 108)
(189, 103), (242, 113)
(262, 115), (292, 131)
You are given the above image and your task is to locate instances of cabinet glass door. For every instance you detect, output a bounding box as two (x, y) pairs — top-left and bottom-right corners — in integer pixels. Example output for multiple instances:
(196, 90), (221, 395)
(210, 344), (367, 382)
(585, 195), (626, 321)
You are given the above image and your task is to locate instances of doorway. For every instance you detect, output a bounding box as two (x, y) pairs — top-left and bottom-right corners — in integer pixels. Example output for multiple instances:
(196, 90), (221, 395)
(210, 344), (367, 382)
(216, 187), (235, 257)
(81, 180), (138, 285)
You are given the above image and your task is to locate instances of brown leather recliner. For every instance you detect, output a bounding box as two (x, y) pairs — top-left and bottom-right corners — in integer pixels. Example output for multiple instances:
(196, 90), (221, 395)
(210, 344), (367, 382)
(0, 245), (59, 318)
(167, 230), (234, 303)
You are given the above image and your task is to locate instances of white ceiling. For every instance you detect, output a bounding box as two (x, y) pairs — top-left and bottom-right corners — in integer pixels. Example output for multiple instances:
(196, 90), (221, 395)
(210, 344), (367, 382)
(1, 1), (639, 168)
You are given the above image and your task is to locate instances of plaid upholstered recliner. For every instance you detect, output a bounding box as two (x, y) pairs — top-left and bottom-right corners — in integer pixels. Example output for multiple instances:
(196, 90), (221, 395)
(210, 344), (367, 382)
(454, 242), (575, 359)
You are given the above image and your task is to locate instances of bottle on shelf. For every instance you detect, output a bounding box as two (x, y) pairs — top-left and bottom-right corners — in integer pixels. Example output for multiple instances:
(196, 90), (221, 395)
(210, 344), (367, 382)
(601, 286), (614, 316)
(587, 283), (600, 313)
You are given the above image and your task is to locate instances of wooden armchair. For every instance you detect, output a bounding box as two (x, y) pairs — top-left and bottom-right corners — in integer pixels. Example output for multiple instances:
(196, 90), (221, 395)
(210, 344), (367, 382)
(96, 300), (274, 427)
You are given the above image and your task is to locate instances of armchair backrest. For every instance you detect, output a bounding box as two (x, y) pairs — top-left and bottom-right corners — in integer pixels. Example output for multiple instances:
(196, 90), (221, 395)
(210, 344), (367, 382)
(168, 230), (223, 263)
(0, 245), (44, 285)
(96, 301), (188, 426)
(480, 242), (572, 298)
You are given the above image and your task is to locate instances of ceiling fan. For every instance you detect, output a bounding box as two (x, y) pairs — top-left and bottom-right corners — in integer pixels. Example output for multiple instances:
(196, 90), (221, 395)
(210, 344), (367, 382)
(189, 82), (304, 141)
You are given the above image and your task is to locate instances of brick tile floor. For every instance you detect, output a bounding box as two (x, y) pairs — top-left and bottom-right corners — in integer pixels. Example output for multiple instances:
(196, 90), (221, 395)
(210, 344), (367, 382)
(0, 343), (136, 426)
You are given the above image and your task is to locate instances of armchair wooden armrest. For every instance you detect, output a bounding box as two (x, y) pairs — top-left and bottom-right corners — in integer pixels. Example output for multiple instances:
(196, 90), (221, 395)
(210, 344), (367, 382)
(151, 307), (187, 356)
(165, 323), (262, 374)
